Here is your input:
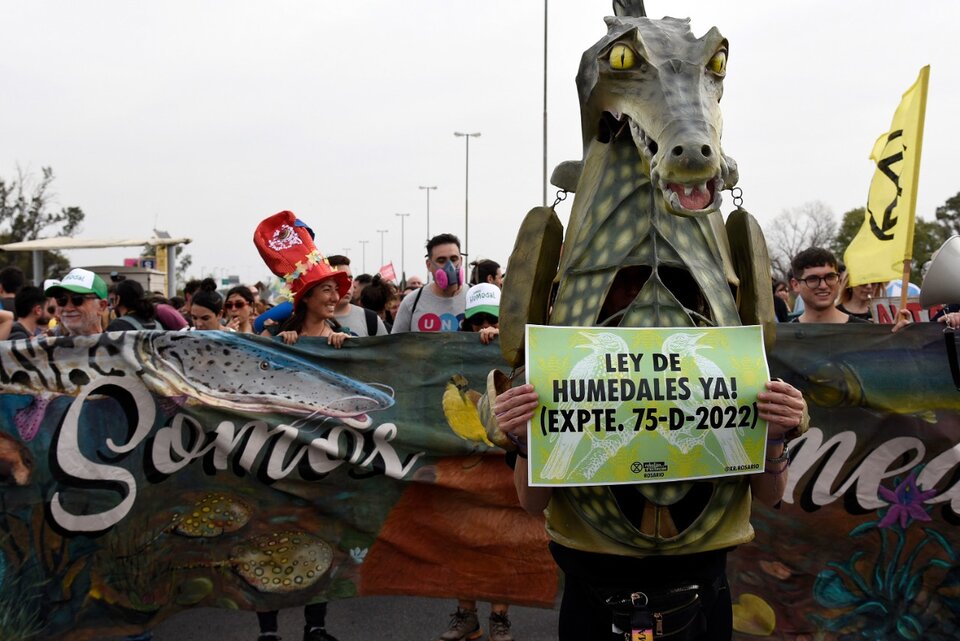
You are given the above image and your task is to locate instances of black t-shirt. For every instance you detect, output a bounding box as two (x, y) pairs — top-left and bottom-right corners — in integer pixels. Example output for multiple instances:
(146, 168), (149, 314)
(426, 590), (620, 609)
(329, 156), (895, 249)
(106, 315), (158, 331)
(789, 314), (871, 324)
(774, 296), (790, 322)
(7, 321), (33, 341)
(836, 303), (872, 321)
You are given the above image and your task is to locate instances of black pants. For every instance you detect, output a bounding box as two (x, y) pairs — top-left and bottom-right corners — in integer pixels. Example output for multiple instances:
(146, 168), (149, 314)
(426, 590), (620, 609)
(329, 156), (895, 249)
(551, 542), (732, 641)
(257, 603), (327, 633)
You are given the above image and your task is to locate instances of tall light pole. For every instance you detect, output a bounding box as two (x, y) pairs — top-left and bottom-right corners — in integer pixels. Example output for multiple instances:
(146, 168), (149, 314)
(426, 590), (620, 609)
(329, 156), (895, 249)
(453, 131), (481, 258)
(543, 0), (549, 206)
(342, 247), (351, 257)
(376, 229), (388, 268)
(395, 213), (410, 283)
(359, 240), (369, 273)
(418, 185), (437, 242)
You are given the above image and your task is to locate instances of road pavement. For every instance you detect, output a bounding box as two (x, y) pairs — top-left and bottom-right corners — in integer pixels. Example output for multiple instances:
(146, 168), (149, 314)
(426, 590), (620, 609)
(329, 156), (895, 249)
(105, 596), (560, 641)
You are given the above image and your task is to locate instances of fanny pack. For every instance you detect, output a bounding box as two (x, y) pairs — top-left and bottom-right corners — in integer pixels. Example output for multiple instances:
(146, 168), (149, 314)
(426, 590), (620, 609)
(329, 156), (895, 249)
(602, 580), (717, 641)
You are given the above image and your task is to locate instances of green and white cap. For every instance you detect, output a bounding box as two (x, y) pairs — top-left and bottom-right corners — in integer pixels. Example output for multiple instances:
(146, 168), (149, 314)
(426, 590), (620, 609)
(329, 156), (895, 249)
(465, 283), (500, 318)
(46, 268), (108, 299)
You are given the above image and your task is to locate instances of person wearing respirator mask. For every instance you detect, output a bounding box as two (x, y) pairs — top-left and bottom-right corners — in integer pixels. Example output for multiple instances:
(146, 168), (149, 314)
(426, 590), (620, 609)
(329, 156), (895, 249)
(392, 233), (467, 333)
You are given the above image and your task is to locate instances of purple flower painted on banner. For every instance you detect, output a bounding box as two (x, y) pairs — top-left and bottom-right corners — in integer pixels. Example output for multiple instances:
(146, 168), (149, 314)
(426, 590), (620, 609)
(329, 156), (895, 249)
(877, 471), (937, 529)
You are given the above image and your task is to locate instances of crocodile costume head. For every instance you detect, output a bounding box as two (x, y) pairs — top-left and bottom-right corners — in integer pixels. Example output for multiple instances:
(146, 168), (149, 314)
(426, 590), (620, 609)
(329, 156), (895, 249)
(576, 15), (738, 216)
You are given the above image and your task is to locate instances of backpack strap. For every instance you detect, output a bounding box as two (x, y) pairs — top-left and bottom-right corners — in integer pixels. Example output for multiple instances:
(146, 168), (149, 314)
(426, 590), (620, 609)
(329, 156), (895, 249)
(410, 286), (425, 315)
(363, 307), (379, 336)
(118, 314), (145, 331)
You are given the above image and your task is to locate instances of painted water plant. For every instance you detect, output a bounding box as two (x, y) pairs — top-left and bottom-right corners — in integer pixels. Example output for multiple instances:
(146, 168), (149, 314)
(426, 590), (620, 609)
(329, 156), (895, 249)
(0, 545), (45, 641)
(811, 470), (959, 640)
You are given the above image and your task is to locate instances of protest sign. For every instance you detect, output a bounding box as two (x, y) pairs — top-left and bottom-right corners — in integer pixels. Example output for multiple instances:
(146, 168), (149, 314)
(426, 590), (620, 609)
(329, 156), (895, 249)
(870, 296), (943, 323)
(524, 324), (770, 486)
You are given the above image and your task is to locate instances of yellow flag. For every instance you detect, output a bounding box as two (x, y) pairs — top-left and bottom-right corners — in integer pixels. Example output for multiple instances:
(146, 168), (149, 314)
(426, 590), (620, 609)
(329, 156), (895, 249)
(844, 66), (929, 287)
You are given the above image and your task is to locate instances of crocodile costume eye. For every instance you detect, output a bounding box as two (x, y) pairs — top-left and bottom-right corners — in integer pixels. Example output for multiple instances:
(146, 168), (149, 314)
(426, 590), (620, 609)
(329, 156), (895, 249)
(609, 44), (636, 70)
(707, 49), (727, 76)
(258, 361), (270, 371)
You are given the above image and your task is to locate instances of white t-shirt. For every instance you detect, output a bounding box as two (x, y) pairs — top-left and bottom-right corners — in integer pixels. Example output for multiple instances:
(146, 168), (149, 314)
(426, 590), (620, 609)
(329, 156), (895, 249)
(335, 304), (387, 337)
(392, 285), (466, 333)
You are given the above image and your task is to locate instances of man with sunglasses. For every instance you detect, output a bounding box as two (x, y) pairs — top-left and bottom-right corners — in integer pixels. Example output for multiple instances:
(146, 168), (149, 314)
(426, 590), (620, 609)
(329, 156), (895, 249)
(789, 248), (869, 324)
(44, 268), (109, 336)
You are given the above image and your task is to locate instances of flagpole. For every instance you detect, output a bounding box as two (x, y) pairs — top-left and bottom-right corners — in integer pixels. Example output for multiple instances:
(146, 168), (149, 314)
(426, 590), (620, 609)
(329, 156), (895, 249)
(898, 260), (912, 314)
(899, 65), (930, 314)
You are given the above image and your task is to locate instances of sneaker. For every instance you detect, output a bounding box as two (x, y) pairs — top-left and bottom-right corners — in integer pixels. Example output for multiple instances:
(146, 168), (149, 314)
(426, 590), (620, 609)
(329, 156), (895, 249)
(303, 626), (339, 641)
(439, 608), (482, 641)
(488, 612), (515, 641)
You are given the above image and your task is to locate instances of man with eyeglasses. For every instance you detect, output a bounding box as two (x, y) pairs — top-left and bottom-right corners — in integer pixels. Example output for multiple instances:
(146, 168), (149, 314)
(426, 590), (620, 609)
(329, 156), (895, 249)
(44, 268), (109, 336)
(789, 248), (868, 324)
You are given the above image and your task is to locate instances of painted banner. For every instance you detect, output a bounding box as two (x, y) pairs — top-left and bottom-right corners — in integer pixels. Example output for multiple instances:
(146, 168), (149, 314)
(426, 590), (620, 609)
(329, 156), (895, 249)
(2, 325), (960, 640)
(734, 322), (960, 640)
(524, 325), (770, 486)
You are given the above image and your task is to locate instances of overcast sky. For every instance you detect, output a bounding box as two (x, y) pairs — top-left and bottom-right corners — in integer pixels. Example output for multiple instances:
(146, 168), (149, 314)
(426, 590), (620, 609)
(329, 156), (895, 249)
(3, 1), (958, 287)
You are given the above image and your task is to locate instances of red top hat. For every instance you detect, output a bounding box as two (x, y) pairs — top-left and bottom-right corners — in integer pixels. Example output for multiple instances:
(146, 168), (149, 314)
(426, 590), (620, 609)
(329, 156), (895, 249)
(253, 211), (351, 305)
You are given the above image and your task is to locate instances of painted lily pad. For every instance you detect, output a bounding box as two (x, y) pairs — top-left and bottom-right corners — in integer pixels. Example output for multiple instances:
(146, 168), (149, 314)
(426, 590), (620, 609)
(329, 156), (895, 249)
(174, 492), (252, 538)
(230, 531), (333, 594)
(175, 577), (214, 605)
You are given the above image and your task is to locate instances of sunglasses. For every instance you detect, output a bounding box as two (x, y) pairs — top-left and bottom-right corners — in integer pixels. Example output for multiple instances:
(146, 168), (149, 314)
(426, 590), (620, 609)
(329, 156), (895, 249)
(56, 294), (98, 307)
(223, 301), (248, 310)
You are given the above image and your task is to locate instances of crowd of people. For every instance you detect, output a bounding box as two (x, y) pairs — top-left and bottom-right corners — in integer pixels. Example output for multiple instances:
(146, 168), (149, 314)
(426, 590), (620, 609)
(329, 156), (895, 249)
(0, 245), (502, 343)
(0, 237), (953, 641)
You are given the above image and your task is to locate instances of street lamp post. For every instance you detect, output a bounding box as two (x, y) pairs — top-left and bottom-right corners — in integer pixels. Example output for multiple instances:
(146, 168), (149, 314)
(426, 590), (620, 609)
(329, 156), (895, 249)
(395, 213), (410, 283)
(359, 240), (369, 274)
(376, 229), (388, 269)
(453, 131), (481, 257)
(418, 185), (437, 242)
(543, 0), (548, 206)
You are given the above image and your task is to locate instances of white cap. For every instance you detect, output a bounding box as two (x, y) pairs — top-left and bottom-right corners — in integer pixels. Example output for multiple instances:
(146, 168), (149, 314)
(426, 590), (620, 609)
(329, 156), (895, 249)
(465, 283), (500, 318)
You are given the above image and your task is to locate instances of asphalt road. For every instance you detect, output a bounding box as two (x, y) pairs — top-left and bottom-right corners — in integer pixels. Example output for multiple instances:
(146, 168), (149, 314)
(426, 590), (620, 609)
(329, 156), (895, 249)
(105, 597), (561, 641)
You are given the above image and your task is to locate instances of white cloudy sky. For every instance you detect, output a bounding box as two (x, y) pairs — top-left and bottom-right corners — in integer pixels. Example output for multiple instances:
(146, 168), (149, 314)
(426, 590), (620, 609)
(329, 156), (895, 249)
(3, 1), (958, 287)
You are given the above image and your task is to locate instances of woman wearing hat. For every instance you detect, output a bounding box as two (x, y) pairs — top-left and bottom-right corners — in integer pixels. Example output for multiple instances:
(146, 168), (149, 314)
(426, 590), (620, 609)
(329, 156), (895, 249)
(276, 277), (351, 347)
(253, 211), (352, 640)
(254, 211), (353, 349)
